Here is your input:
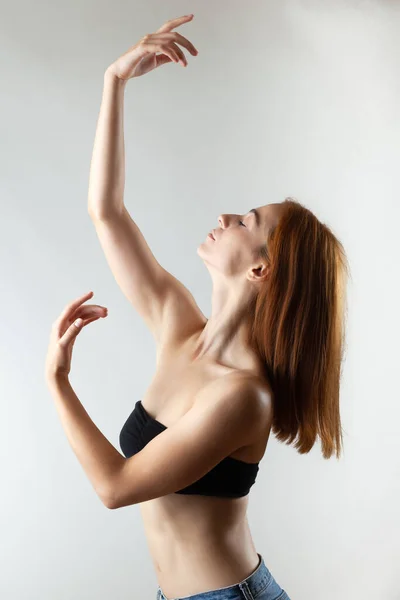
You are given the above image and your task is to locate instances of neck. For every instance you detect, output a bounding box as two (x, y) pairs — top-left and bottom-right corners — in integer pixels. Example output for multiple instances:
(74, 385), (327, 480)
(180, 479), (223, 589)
(191, 277), (260, 371)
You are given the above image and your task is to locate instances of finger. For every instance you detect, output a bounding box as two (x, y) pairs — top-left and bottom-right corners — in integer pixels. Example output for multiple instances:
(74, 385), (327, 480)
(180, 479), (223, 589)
(52, 306), (106, 339)
(70, 304), (107, 322)
(58, 317), (85, 348)
(168, 41), (187, 66)
(143, 42), (180, 65)
(148, 38), (188, 66)
(58, 291), (94, 324)
(150, 32), (198, 55)
(156, 14), (193, 34)
(79, 315), (103, 327)
(59, 313), (104, 348)
(69, 314), (104, 349)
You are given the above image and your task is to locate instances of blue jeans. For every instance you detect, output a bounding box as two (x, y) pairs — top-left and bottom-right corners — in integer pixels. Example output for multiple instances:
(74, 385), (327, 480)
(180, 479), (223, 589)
(156, 553), (291, 600)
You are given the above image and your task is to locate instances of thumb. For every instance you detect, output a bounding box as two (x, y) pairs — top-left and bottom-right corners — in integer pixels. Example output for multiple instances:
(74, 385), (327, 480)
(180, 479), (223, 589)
(59, 318), (83, 348)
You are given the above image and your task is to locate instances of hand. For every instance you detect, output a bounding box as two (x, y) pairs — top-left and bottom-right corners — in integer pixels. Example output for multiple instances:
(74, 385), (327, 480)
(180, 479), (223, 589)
(106, 14), (198, 81)
(45, 291), (108, 380)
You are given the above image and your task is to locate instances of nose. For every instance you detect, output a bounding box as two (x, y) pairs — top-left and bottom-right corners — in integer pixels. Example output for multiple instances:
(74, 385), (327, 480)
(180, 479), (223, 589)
(219, 214), (240, 229)
(218, 214), (227, 228)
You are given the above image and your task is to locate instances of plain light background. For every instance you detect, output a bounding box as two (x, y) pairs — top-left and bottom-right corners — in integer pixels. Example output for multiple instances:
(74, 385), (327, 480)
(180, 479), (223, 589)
(1, 1), (399, 599)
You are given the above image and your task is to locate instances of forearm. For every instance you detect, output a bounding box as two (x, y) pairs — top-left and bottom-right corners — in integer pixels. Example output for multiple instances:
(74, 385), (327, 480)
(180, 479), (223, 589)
(47, 375), (124, 508)
(88, 70), (128, 219)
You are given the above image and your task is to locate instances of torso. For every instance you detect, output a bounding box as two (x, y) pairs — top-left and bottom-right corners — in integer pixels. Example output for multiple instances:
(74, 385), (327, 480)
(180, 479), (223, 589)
(138, 312), (273, 599)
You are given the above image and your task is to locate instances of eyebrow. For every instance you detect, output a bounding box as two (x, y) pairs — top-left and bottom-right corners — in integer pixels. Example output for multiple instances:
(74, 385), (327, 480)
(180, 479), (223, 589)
(248, 208), (260, 227)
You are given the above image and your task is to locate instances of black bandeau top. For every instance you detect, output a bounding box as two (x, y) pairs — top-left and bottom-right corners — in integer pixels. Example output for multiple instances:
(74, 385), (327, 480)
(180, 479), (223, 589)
(119, 400), (260, 498)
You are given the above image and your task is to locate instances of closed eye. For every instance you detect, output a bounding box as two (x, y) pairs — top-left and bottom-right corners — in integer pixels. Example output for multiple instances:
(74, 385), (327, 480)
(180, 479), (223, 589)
(239, 220), (246, 227)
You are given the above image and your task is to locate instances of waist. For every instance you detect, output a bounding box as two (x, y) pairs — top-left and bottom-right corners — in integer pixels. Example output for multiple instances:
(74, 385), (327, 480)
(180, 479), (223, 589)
(153, 531), (259, 598)
(140, 496), (256, 597)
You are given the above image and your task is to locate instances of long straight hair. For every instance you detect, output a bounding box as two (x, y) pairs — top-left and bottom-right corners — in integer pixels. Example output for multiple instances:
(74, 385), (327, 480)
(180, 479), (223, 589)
(248, 198), (348, 459)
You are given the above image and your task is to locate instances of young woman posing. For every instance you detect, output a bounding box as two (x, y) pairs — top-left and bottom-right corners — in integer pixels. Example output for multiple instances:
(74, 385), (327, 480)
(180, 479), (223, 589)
(46, 14), (347, 600)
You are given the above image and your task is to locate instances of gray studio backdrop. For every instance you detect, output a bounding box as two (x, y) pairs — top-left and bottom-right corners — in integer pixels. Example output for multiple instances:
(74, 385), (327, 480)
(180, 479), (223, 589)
(1, 1), (399, 599)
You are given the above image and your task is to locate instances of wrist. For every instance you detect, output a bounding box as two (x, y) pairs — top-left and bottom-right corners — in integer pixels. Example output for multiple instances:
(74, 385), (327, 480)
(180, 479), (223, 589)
(104, 68), (128, 86)
(46, 372), (70, 388)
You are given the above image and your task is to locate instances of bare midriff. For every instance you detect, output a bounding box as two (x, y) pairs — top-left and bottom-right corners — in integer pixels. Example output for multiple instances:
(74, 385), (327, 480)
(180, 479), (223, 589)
(140, 492), (260, 598)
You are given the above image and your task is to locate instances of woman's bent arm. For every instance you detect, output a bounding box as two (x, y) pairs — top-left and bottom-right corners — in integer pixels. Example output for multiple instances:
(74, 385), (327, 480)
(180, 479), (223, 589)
(88, 70), (128, 219)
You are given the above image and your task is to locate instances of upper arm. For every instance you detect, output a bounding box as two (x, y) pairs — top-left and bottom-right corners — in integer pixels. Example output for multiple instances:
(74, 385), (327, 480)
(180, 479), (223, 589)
(108, 378), (271, 509)
(90, 207), (203, 346)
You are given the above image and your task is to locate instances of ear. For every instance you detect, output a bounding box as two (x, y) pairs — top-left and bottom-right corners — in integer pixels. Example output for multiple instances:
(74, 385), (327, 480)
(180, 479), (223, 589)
(246, 262), (270, 284)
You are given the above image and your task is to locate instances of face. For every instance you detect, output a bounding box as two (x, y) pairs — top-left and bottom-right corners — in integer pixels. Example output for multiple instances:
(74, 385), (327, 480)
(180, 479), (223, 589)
(197, 203), (285, 282)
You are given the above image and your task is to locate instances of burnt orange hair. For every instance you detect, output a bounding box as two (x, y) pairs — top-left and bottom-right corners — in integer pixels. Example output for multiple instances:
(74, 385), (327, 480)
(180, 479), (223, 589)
(248, 198), (348, 459)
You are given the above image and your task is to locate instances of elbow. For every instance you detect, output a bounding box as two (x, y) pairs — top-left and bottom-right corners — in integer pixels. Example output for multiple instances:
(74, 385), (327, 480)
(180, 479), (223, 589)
(88, 206), (124, 222)
(103, 462), (140, 509)
(88, 208), (102, 222)
(103, 493), (119, 510)
(101, 481), (120, 510)
(87, 205), (104, 221)
(102, 493), (120, 510)
(104, 489), (139, 510)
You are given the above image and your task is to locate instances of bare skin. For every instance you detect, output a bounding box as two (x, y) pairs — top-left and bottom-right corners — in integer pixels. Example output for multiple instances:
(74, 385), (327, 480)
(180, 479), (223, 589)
(134, 201), (286, 597)
(88, 194), (284, 595)
(89, 15), (288, 597)
(138, 316), (272, 599)
(87, 199), (285, 597)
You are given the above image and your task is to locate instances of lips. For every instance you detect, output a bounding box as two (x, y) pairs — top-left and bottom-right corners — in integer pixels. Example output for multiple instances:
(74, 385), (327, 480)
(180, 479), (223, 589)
(208, 231), (215, 240)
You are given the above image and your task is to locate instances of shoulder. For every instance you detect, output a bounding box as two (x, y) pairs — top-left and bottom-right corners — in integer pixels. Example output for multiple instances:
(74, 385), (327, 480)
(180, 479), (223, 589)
(220, 370), (273, 405)
(201, 371), (273, 435)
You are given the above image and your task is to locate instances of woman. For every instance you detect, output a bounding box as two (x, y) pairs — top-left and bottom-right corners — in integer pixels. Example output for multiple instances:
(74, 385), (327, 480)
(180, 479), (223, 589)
(45, 14), (348, 600)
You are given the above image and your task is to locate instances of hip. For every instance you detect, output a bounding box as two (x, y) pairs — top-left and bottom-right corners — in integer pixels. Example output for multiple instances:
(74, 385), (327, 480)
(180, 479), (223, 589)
(156, 552), (291, 600)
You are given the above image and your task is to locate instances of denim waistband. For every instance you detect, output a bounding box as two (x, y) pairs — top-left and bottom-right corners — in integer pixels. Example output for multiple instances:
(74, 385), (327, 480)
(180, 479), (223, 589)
(158, 552), (279, 600)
